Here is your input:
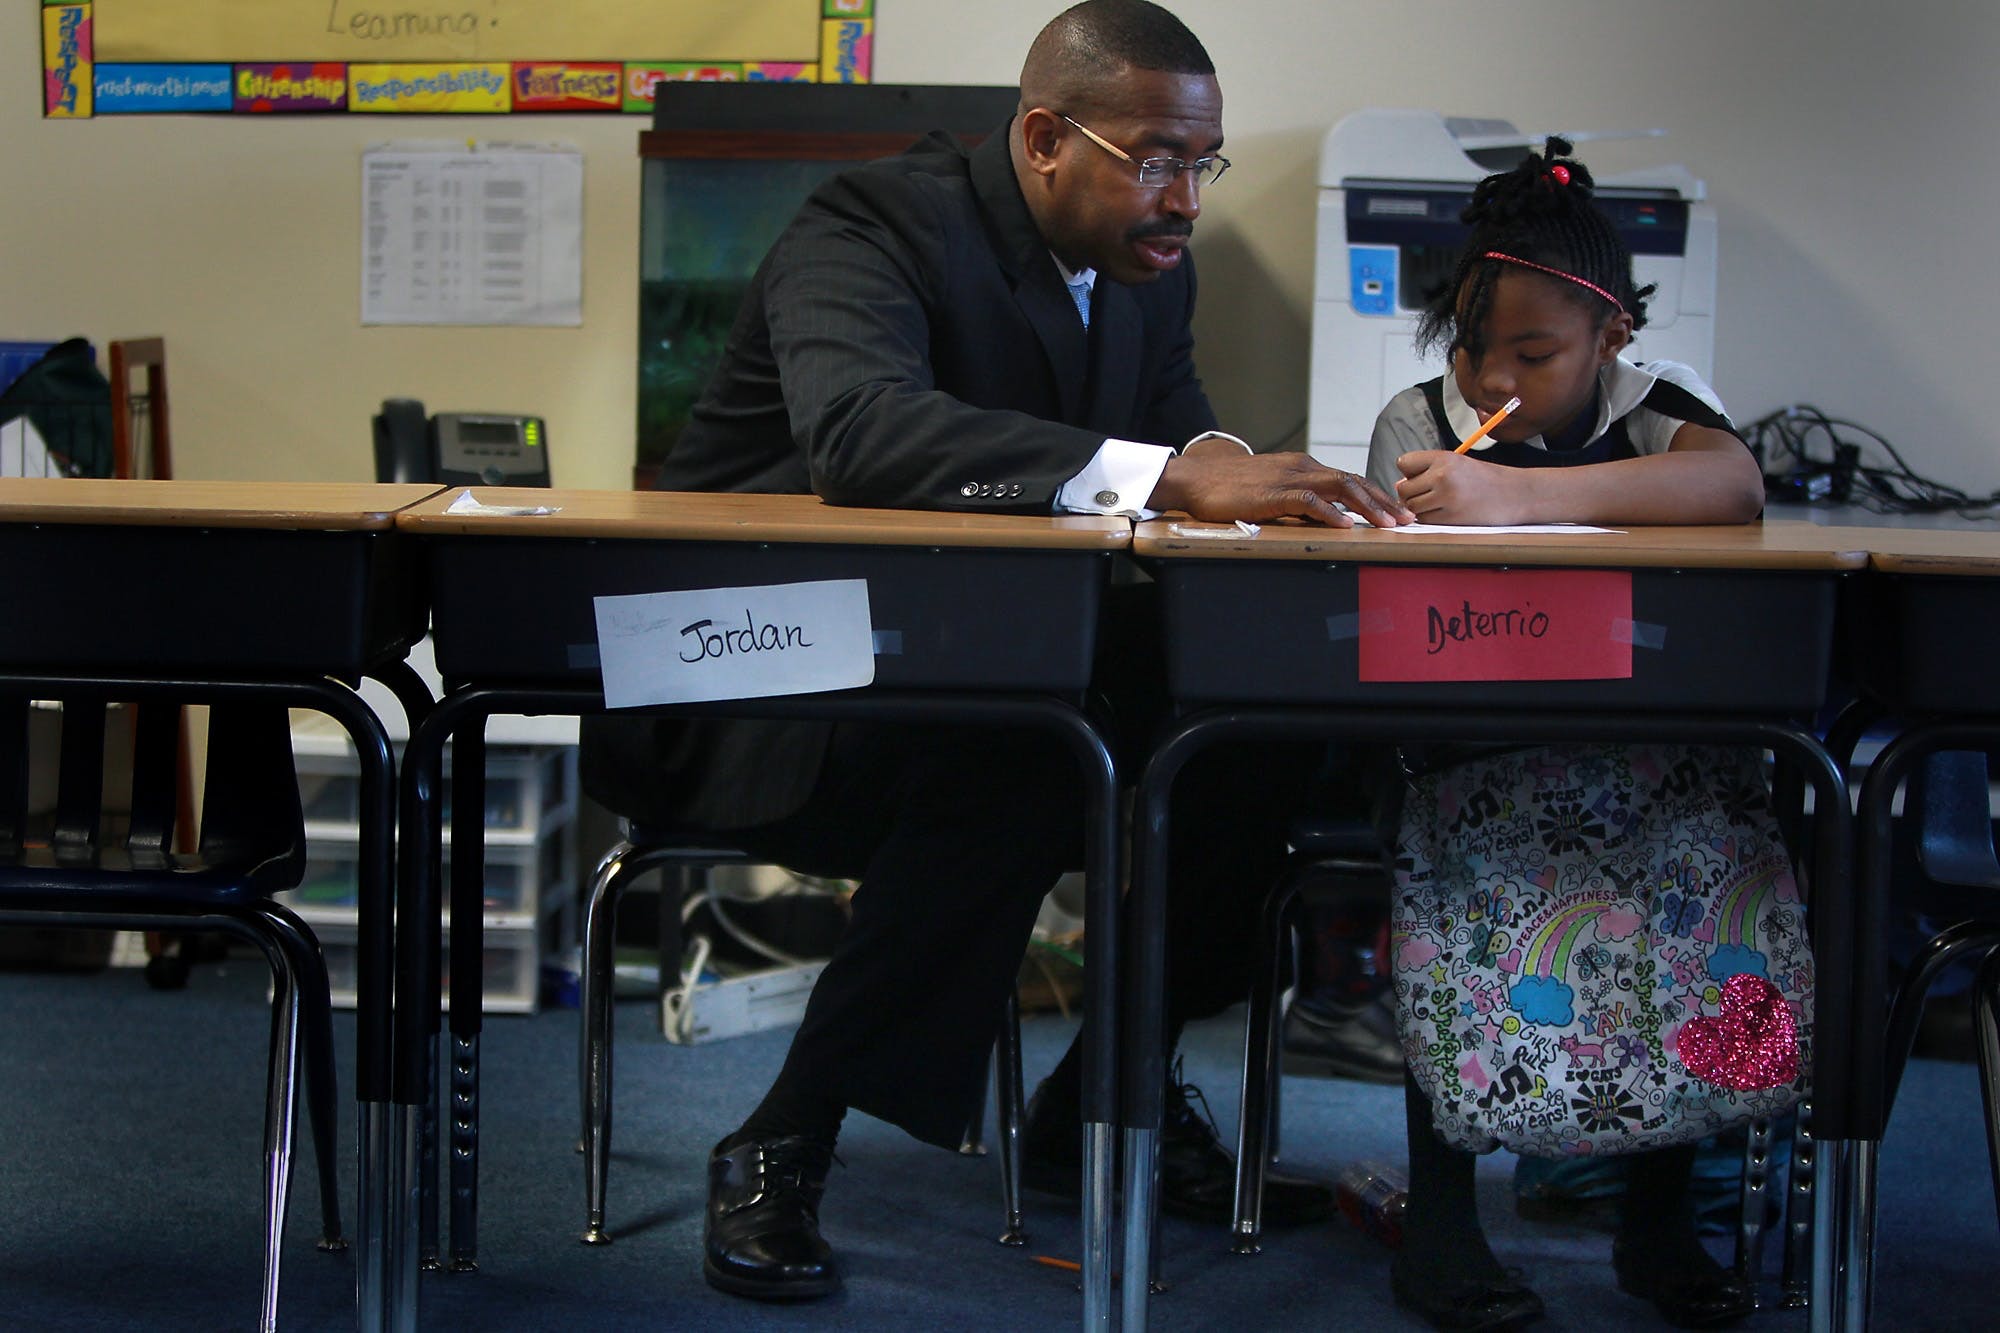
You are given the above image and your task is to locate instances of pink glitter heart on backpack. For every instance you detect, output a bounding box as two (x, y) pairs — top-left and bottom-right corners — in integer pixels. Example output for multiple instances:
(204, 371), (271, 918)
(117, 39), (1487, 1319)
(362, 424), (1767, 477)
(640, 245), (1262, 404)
(1675, 973), (1798, 1091)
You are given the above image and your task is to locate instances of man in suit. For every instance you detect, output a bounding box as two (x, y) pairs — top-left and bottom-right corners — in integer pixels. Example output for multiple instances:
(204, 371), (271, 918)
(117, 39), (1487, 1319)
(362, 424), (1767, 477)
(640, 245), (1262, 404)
(582, 0), (1411, 1301)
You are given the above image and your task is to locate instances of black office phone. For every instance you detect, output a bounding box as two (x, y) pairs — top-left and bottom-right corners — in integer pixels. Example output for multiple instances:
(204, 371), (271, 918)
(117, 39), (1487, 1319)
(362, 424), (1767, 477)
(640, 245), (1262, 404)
(373, 398), (551, 488)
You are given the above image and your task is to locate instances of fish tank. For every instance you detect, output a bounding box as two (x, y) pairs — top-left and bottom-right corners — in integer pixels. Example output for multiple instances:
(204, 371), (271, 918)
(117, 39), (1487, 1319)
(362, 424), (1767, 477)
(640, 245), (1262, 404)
(636, 82), (1018, 487)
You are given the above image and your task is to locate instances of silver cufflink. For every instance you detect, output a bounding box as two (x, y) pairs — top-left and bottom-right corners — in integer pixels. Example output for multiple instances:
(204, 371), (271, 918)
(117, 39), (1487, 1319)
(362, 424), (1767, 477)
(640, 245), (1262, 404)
(1094, 489), (1118, 507)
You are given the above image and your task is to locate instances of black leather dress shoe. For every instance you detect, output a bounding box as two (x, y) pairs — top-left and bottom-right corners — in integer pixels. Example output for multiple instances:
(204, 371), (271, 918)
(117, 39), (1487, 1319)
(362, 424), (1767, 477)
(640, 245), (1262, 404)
(1158, 1078), (1334, 1225)
(1390, 1260), (1546, 1333)
(1280, 991), (1407, 1085)
(1018, 1076), (1335, 1227)
(702, 1134), (840, 1301)
(1612, 1240), (1757, 1328)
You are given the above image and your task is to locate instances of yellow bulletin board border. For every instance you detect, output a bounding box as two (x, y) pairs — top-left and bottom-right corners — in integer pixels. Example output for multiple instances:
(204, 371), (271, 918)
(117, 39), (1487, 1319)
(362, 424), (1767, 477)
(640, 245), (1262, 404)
(42, 1), (872, 118)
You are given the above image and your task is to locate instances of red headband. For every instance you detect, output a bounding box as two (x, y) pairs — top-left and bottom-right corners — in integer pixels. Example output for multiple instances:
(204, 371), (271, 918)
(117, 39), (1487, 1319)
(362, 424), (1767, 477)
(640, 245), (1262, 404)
(1482, 251), (1625, 315)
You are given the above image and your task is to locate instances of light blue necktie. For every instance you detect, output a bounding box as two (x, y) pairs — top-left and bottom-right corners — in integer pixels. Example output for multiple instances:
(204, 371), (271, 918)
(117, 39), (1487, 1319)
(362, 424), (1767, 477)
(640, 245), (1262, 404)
(1066, 274), (1092, 330)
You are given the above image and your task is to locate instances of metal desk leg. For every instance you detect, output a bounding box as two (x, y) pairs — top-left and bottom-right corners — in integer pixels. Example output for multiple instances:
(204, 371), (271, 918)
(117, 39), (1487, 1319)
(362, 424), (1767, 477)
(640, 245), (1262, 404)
(1068, 706), (1119, 1333)
(1081, 1122), (1114, 1330)
(390, 697), (457, 1333)
(419, 1034), (441, 1270)
(391, 1102), (424, 1333)
(1733, 1116), (1774, 1285)
(1843, 1140), (1877, 1332)
(356, 1101), (387, 1333)
(1809, 1137), (1840, 1333)
(315, 668), (417, 1333)
(1119, 720), (1198, 1333)
(447, 724), (488, 1272)
(1781, 1097), (1816, 1309)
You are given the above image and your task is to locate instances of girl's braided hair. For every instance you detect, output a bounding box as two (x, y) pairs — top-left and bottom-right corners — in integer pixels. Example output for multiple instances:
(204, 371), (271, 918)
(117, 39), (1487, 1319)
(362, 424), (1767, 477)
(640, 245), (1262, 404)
(1416, 136), (1655, 361)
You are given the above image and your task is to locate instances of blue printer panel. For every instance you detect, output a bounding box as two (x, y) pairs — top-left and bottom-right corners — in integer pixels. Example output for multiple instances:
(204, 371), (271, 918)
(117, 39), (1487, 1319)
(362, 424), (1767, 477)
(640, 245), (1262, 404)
(1348, 246), (1398, 316)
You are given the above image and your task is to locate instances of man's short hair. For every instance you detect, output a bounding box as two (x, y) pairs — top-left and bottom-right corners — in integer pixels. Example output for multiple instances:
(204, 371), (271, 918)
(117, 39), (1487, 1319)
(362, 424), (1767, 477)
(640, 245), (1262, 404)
(1047, 0), (1213, 75)
(1022, 1), (1214, 117)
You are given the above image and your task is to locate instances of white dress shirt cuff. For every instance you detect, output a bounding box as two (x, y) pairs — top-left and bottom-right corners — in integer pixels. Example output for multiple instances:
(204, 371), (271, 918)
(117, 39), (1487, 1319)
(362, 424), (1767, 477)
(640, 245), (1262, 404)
(1056, 438), (1174, 518)
(1182, 430), (1254, 455)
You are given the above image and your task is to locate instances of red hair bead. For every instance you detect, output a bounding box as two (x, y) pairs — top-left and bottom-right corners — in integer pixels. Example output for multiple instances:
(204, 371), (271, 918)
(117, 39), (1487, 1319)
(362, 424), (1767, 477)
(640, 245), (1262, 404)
(1549, 164), (1571, 186)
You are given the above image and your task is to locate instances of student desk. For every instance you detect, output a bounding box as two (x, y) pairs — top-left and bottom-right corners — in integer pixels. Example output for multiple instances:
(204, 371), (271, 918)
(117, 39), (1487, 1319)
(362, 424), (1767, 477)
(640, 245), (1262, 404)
(0, 477), (440, 1333)
(1122, 517), (1868, 1333)
(1817, 520), (2000, 1331)
(388, 488), (1129, 1332)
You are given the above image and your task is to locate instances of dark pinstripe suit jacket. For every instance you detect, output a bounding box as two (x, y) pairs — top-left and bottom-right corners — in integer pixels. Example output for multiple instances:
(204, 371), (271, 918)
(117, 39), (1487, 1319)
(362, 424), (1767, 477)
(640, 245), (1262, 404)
(582, 122), (1219, 832)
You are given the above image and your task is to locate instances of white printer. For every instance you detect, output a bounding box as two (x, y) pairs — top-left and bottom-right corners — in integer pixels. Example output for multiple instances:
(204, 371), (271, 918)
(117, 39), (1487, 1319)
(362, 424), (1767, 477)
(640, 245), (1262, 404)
(1307, 109), (1716, 473)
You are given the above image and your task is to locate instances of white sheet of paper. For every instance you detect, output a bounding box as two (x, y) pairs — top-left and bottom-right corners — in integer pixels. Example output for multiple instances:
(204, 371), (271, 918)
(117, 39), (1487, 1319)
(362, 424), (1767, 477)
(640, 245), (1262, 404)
(445, 487), (559, 517)
(594, 579), (876, 709)
(1363, 520), (1623, 535)
(361, 141), (583, 326)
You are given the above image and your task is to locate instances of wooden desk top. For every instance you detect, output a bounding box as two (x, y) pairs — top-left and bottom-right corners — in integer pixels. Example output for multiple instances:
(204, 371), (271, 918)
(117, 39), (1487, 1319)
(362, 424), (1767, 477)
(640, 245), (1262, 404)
(395, 487), (1134, 551)
(0, 479), (444, 530)
(1132, 517), (1870, 571)
(1843, 525), (2000, 576)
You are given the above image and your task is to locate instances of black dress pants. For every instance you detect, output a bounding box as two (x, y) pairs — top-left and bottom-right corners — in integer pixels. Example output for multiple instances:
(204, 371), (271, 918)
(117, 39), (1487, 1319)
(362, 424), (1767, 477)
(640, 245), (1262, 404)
(720, 584), (1320, 1148)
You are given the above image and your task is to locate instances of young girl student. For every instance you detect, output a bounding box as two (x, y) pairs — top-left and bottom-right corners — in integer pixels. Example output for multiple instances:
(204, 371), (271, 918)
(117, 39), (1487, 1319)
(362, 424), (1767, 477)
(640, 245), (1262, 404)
(1368, 140), (1809, 1331)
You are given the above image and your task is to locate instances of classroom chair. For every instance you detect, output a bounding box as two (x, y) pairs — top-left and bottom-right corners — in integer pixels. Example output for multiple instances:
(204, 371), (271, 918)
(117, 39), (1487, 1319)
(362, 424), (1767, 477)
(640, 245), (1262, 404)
(1877, 749), (2000, 1228)
(575, 822), (1033, 1247)
(1230, 816), (1388, 1252)
(0, 692), (343, 1333)
(104, 336), (204, 989)
(107, 337), (171, 481)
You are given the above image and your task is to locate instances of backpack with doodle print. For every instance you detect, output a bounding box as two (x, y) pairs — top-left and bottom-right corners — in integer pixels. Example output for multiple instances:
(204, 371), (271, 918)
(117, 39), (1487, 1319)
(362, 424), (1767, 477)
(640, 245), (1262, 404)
(1392, 742), (1811, 1156)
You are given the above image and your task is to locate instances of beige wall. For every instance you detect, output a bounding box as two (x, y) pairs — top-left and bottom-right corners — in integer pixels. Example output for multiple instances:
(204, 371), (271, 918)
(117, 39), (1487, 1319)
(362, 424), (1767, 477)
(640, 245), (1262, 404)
(7, 2), (1997, 492)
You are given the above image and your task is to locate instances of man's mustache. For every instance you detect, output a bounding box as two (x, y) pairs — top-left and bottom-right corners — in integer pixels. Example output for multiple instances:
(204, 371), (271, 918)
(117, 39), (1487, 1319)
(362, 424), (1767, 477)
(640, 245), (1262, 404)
(1128, 220), (1193, 242)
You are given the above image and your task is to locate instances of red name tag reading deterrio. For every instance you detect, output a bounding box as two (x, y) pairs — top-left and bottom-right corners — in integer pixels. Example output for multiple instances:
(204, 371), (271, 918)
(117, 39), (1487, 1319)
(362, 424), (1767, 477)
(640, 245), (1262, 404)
(1356, 567), (1633, 682)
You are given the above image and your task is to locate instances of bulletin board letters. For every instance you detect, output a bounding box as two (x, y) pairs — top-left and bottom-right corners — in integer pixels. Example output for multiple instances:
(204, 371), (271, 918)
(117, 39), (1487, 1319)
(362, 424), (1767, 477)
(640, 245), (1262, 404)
(42, 0), (875, 118)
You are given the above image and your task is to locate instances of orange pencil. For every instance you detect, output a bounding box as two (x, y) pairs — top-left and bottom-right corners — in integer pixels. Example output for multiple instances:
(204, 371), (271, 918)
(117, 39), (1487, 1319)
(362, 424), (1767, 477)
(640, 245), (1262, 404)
(1033, 1255), (1082, 1272)
(1454, 396), (1521, 453)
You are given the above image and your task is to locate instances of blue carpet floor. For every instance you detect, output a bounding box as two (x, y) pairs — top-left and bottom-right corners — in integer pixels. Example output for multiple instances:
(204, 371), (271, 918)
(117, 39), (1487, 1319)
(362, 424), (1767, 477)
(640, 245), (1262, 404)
(0, 960), (1991, 1330)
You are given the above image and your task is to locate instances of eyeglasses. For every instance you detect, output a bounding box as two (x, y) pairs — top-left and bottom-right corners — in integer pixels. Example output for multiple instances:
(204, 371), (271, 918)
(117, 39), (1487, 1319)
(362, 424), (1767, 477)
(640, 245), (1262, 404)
(1060, 115), (1230, 189)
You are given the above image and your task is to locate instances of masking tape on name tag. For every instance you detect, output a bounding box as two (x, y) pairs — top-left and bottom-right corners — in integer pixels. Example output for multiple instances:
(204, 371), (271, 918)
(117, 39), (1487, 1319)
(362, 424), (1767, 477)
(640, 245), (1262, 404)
(1610, 618), (1667, 651)
(1327, 609), (1395, 642)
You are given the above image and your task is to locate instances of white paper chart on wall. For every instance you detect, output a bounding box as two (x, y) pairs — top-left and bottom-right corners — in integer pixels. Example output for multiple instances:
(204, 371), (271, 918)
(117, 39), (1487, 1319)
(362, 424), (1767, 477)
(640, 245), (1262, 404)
(361, 140), (582, 326)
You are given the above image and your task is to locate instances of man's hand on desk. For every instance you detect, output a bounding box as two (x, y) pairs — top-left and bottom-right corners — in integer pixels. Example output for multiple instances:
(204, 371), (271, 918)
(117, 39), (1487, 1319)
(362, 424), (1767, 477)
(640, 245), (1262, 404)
(1150, 444), (1415, 528)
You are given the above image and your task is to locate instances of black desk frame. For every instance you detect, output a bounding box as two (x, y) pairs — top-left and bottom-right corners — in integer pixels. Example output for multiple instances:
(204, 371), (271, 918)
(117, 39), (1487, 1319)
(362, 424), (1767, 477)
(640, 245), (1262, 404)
(390, 683), (1122, 1332)
(1123, 707), (1857, 1333)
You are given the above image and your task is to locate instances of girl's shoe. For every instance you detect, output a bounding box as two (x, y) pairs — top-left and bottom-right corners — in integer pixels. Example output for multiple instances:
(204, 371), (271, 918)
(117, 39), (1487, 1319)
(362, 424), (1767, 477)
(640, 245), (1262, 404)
(1611, 1239), (1757, 1328)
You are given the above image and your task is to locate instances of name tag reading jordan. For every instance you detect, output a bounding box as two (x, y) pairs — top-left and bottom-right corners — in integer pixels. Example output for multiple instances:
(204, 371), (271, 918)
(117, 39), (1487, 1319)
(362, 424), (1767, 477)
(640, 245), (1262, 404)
(593, 579), (876, 708)
(1356, 567), (1633, 682)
